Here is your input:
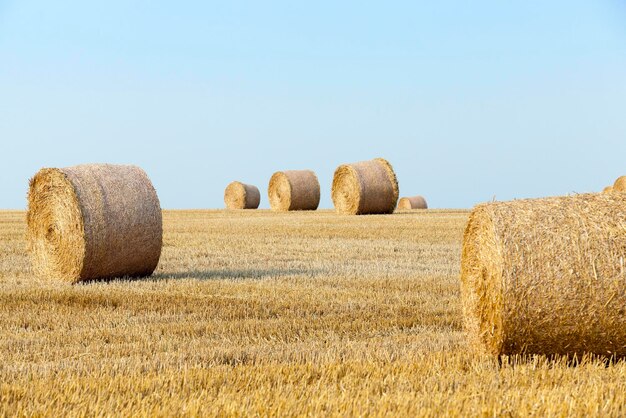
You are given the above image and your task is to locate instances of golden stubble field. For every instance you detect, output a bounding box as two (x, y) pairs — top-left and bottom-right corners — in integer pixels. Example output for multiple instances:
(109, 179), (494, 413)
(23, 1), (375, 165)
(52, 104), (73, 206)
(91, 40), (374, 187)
(1, 209), (625, 416)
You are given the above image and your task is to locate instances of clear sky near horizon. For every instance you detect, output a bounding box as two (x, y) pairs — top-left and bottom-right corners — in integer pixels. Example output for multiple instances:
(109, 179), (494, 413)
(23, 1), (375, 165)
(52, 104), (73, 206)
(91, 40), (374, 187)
(1, 1), (625, 209)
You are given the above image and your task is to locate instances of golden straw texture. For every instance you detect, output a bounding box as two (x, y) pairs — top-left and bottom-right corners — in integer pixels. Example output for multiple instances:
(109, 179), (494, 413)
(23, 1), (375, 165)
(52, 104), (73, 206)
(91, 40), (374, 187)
(461, 193), (626, 357)
(27, 164), (162, 283)
(614, 176), (626, 192)
(331, 158), (399, 215)
(224, 181), (260, 209)
(398, 196), (428, 210)
(603, 186), (614, 194)
(268, 170), (320, 211)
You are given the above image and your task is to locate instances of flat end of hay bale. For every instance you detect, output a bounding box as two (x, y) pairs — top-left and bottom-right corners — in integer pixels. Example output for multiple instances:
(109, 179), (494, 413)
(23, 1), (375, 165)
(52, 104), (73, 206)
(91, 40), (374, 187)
(460, 204), (505, 356)
(331, 164), (361, 215)
(27, 168), (85, 283)
(268, 172), (292, 211)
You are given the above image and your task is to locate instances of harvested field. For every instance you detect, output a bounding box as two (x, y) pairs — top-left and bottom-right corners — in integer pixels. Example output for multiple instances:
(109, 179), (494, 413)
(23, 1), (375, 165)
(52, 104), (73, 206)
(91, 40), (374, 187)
(1, 209), (625, 416)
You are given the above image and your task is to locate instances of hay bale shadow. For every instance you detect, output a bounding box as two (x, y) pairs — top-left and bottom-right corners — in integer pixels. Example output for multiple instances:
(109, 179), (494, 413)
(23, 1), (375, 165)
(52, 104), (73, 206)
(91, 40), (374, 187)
(150, 267), (328, 282)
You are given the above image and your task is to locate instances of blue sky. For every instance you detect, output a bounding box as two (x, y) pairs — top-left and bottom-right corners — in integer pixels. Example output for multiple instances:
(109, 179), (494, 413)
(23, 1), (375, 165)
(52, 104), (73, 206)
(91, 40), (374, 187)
(1, 1), (625, 209)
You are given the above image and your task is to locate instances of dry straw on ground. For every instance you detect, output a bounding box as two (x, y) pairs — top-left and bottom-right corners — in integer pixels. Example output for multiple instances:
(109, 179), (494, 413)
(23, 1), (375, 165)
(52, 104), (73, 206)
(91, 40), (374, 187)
(4, 209), (626, 415)
(461, 192), (626, 357)
(603, 186), (614, 194)
(398, 195), (428, 210)
(268, 170), (320, 211)
(614, 176), (626, 192)
(27, 164), (162, 283)
(224, 181), (260, 209)
(331, 158), (399, 215)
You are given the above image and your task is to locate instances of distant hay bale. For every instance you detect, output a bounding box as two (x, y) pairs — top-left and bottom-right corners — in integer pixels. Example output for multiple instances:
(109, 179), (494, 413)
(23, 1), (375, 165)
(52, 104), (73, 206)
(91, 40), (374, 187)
(27, 164), (162, 284)
(398, 196), (428, 210)
(331, 158), (399, 215)
(268, 170), (320, 211)
(461, 193), (626, 357)
(603, 186), (614, 194)
(224, 181), (260, 209)
(614, 176), (626, 192)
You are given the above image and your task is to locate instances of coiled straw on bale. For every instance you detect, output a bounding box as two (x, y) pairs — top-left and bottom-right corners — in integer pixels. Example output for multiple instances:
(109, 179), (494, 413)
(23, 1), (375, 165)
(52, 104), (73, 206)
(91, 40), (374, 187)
(331, 158), (399, 215)
(398, 195), (428, 210)
(461, 193), (626, 357)
(603, 186), (614, 194)
(27, 164), (162, 283)
(268, 170), (320, 211)
(224, 181), (260, 209)
(614, 176), (626, 192)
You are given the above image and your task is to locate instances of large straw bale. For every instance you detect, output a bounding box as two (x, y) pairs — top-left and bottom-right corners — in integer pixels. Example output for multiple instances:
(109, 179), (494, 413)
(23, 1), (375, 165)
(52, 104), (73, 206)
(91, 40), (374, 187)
(398, 195), (428, 210)
(614, 176), (626, 192)
(224, 181), (260, 209)
(603, 186), (614, 194)
(331, 158), (399, 215)
(27, 164), (162, 283)
(461, 193), (626, 357)
(268, 170), (320, 211)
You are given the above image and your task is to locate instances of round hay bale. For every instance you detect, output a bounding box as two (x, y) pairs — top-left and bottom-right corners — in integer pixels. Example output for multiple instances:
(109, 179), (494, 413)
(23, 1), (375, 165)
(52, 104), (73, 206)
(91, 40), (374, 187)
(603, 186), (614, 194)
(461, 193), (626, 357)
(613, 176), (626, 192)
(224, 181), (260, 209)
(398, 195), (428, 210)
(331, 158), (399, 215)
(268, 170), (320, 211)
(27, 164), (162, 283)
